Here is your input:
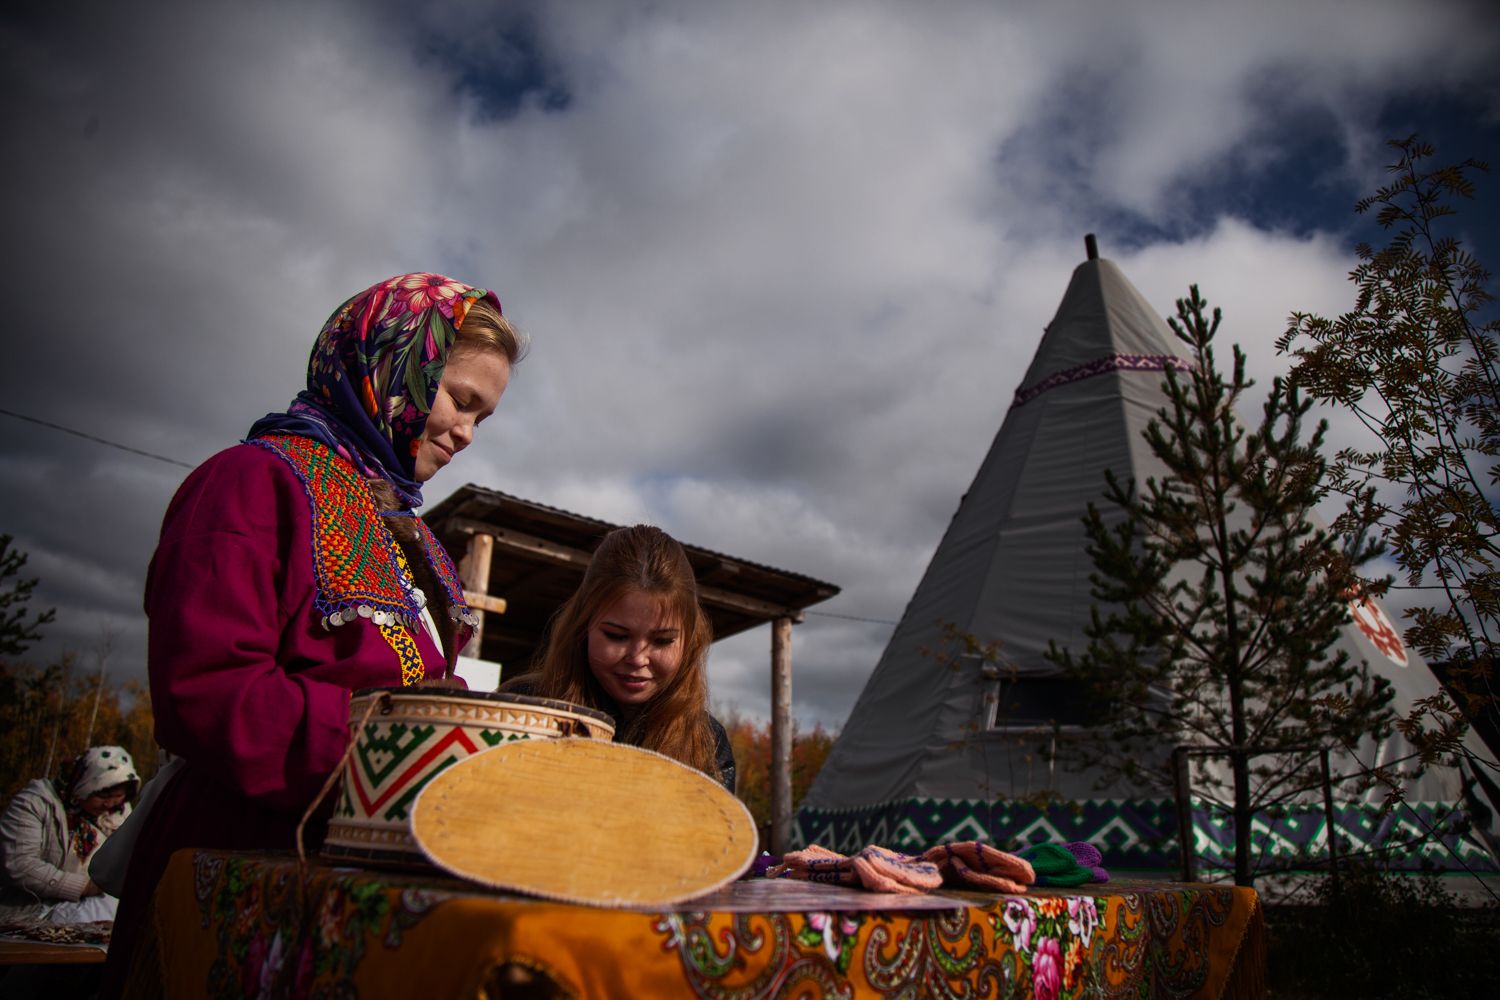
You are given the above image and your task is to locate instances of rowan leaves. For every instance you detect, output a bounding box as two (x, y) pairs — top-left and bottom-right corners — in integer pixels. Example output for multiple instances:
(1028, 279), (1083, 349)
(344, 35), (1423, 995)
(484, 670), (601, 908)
(1280, 135), (1499, 756)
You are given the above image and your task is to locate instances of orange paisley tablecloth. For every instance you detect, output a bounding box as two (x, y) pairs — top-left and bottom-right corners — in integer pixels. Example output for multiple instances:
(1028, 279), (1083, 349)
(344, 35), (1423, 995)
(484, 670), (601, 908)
(123, 850), (1264, 1000)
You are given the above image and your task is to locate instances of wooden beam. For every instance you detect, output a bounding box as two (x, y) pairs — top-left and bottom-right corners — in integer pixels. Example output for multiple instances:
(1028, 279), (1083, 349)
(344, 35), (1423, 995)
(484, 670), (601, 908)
(448, 517), (806, 622)
(458, 534), (494, 659)
(463, 592), (508, 615)
(451, 497), (500, 522)
(770, 616), (794, 856)
(697, 584), (805, 623)
(445, 517), (594, 571)
(696, 559), (742, 587)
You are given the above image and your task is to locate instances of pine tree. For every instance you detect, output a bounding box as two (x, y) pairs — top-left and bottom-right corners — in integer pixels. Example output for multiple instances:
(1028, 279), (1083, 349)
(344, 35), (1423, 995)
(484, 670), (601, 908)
(1047, 286), (1395, 887)
(1, 535), (54, 658)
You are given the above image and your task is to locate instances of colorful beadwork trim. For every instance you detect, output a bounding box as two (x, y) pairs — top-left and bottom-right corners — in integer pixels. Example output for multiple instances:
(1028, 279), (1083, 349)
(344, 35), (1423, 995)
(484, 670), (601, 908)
(249, 435), (426, 622)
(409, 500), (479, 645)
(246, 434), (476, 678)
(1011, 353), (1195, 408)
(379, 621), (426, 686)
(414, 517), (472, 640)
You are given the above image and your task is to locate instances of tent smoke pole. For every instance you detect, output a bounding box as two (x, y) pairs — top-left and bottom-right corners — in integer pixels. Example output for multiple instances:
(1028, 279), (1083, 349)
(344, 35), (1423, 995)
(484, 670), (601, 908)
(1085, 233), (1099, 260)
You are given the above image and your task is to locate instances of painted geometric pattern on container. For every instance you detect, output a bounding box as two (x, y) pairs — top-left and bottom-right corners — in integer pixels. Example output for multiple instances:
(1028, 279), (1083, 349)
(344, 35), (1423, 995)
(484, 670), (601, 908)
(794, 798), (1498, 873)
(335, 722), (538, 824)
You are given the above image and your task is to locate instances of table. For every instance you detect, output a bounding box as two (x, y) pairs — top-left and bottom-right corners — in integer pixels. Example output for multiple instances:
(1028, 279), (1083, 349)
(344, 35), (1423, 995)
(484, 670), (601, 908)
(0, 940), (105, 965)
(125, 850), (1264, 999)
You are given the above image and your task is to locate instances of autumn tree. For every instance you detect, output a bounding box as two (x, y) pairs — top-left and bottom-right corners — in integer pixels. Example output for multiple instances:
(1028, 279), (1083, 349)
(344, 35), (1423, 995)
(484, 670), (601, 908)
(0, 655), (159, 800)
(1048, 286), (1395, 887)
(1278, 136), (1499, 766)
(0, 535), (156, 798)
(722, 711), (836, 829)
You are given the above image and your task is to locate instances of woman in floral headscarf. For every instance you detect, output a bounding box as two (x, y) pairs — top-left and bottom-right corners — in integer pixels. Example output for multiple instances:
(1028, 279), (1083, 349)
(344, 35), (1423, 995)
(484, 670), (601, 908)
(0, 746), (138, 923)
(99, 274), (523, 997)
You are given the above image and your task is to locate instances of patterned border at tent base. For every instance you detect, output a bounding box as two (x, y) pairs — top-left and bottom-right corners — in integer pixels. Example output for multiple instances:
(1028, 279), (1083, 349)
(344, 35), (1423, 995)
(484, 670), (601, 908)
(126, 849), (1264, 1000)
(794, 799), (1498, 873)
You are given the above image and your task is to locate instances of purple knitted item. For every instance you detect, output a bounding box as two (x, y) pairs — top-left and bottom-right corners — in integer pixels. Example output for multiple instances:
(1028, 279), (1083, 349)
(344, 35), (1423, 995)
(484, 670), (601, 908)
(1064, 841), (1109, 883)
(752, 854), (781, 877)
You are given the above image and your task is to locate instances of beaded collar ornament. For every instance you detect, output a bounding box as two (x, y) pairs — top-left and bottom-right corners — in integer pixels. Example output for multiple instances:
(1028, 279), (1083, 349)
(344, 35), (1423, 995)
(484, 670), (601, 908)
(249, 435), (478, 685)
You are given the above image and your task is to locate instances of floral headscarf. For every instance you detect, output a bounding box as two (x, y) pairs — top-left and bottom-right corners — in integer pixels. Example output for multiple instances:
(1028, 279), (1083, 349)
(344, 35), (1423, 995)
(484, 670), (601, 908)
(52, 746), (138, 862)
(247, 273), (503, 507)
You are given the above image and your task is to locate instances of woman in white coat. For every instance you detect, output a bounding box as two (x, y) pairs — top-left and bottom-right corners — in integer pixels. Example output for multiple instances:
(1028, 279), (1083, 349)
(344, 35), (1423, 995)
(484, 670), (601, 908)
(0, 746), (138, 923)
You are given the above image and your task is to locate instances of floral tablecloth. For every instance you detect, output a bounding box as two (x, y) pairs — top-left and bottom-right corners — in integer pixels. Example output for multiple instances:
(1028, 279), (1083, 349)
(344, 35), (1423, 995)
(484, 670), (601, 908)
(123, 850), (1263, 1000)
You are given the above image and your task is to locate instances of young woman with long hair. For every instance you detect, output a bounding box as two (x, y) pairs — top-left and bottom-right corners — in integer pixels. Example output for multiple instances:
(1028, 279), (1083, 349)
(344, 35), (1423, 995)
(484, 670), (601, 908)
(504, 525), (735, 791)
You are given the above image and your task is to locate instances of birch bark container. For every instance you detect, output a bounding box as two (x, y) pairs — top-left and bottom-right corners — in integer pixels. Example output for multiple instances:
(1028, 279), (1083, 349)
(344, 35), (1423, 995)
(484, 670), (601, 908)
(322, 688), (615, 866)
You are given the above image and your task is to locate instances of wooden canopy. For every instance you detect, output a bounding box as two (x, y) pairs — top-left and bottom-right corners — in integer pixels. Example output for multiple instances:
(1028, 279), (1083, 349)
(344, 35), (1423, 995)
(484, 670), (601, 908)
(423, 484), (841, 679)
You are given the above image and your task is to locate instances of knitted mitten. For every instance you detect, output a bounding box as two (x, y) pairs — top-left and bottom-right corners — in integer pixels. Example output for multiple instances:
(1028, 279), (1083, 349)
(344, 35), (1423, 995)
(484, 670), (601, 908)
(850, 846), (943, 894)
(769, 844), (942, 894)
(921, 842), (1034, 893)
(1063, 841), (1110, 883)
(768, 844), (857, 885)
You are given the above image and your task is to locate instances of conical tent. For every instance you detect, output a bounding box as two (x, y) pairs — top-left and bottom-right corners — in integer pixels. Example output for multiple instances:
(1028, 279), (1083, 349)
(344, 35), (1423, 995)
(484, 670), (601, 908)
(799, 255), (1500, 879)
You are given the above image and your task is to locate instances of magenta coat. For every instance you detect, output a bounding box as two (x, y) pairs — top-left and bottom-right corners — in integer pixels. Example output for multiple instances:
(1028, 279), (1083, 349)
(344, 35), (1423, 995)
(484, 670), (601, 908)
(100, 443), (453, 996)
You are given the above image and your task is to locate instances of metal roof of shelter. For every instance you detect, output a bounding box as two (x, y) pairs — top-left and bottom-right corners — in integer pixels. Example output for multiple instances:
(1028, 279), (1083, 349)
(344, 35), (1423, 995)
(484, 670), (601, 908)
(422, 484), (841, 678)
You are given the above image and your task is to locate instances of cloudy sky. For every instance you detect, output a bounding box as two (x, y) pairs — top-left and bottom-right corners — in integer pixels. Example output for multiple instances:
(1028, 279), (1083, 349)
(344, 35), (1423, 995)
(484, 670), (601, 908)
(1, 0), (1497, 728)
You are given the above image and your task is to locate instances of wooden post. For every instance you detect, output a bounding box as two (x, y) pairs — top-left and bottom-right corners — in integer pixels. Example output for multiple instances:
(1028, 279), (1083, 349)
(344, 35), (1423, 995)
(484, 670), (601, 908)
(1174, 747), (1197, 883)
(459, 533), (494, 658)
(771, 616), (794, 857)
(1320, 748), (1341, 897)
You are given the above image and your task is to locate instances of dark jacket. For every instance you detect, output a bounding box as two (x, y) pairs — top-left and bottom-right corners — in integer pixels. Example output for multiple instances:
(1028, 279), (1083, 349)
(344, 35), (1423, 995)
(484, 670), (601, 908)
(503, 676), (735, 794)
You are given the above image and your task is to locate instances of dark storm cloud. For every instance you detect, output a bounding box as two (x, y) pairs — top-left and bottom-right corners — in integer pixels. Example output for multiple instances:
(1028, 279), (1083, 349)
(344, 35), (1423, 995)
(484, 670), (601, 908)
(1, 0), (1496, 726)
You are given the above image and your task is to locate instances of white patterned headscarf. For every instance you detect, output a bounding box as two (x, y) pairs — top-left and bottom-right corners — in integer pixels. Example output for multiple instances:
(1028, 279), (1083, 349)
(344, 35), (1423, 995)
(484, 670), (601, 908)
(56, 746), (139, 803)
(52, 746), (139, 862)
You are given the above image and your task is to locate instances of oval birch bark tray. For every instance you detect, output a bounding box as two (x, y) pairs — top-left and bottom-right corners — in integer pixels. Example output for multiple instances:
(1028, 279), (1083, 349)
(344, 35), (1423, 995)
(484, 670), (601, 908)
(409, 738), (757, 907)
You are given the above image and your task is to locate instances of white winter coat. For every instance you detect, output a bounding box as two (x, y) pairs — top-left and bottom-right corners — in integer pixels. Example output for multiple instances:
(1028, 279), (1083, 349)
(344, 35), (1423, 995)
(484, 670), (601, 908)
(0, 778), (130, 911)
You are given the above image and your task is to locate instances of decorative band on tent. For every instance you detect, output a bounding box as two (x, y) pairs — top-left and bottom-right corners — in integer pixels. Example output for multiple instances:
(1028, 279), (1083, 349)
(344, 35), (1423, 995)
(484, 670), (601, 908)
(794, 798), (1495, 874)
(1012, 353), (1195, 408)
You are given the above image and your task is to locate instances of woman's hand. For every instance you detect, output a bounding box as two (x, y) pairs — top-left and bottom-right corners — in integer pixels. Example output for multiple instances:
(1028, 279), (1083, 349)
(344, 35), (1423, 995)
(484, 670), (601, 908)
(81, 879), (104, 898)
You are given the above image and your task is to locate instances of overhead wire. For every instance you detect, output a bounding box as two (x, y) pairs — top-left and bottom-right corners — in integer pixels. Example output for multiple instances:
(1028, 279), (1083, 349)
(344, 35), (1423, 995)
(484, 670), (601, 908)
(805, 610), (899, 625)
(0, 410), (1459, 601)
(0, 407), (197, 469)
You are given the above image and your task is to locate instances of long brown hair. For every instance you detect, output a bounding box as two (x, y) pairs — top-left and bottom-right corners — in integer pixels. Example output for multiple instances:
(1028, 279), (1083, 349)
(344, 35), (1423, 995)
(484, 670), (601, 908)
(525, 525), (718, 780)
